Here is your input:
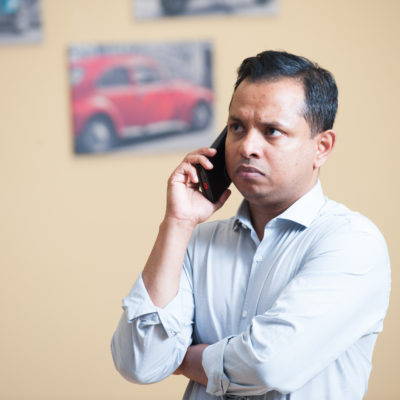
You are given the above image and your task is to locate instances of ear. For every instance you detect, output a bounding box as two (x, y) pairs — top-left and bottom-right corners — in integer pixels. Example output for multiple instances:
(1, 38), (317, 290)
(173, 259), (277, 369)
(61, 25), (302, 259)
(313, 130), (336, 169)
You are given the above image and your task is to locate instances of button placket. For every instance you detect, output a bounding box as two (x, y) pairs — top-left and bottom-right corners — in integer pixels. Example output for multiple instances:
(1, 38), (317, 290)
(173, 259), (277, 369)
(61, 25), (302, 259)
(240, 227), (278, 331)
(239, 250), (262, 329)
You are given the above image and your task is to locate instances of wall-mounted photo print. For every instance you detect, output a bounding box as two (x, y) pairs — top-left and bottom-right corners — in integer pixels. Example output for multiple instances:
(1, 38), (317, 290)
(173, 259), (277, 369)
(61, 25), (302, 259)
(68, 42), (214, 155)
(134, 0), (278, 19)
(0, 0), (43, 44)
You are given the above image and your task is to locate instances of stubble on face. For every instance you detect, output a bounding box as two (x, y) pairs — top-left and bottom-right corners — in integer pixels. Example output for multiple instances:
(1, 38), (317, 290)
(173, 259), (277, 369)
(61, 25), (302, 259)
(225, 78), (320, 213)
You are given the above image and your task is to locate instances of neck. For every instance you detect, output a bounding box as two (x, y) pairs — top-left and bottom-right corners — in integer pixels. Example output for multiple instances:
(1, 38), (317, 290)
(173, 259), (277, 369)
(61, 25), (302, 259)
(248, 180), (318, 241)
(248, 202), (287, 241)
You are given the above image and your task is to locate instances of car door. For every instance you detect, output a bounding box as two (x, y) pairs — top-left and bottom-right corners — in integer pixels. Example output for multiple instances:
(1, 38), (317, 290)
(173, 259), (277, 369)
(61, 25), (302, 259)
(130, 64), (179, 131)
(95, 66), (143, 129)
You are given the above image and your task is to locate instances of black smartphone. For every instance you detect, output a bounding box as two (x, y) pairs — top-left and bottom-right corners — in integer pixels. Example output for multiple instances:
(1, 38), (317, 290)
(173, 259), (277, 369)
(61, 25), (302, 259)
(196, 126), (231, 203)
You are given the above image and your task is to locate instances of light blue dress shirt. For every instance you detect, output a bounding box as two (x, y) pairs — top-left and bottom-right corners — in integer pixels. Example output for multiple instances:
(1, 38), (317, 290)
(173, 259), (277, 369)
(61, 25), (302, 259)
(111, 182), (391, 399)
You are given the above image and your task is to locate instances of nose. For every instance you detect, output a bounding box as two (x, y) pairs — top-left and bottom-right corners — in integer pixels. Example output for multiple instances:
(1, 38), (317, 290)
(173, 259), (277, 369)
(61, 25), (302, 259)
(239, 128), (263, 159)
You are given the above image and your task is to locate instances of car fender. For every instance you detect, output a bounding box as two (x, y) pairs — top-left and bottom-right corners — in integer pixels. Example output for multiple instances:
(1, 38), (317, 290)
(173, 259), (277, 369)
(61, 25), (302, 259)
(186, 85), (213, 121)
(168, 79), (213, 120)
(72, 95), (125, 138)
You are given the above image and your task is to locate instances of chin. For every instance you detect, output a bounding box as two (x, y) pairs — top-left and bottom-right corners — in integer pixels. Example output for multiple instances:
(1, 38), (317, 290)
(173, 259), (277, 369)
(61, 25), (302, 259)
(239, 188), (271, 204)
(234, 178), (267, 194)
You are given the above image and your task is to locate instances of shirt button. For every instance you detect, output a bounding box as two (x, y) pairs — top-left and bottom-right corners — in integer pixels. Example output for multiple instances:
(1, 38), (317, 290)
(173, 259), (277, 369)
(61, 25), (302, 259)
(241, 310), (248, 318)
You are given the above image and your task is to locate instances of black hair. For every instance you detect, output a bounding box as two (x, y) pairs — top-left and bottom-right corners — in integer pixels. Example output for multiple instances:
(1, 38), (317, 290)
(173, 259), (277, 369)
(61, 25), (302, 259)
(234, 50), (338, 135)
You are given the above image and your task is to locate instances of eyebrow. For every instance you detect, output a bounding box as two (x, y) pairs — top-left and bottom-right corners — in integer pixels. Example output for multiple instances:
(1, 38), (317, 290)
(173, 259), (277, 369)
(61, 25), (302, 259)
(228, 115), (289, 131)
(227, 115), (242, 123)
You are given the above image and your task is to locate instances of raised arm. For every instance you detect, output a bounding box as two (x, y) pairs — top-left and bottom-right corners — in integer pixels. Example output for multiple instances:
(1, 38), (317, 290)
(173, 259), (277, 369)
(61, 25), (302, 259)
(142, 147), (230, 307)
(111, 147), (230, 384)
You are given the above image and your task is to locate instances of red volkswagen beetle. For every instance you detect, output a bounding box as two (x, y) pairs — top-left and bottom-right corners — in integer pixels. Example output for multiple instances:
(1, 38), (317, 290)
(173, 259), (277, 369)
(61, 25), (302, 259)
(70, 54), (213, 153)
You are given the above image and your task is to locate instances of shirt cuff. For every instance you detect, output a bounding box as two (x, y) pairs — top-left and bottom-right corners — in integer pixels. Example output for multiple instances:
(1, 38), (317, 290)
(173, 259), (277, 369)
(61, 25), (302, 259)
(202, 337), (233, 396)
(122, 273), (185, 338)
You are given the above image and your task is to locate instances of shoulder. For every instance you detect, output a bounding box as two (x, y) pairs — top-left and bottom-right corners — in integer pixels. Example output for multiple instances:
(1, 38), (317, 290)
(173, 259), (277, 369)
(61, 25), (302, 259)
(306, 198), (390, 273)
(314, 199), (386, 243)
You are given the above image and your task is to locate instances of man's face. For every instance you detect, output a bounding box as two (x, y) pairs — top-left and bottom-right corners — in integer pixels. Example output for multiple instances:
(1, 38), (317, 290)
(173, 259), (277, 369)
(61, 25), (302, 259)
(225, 77), (321, 210)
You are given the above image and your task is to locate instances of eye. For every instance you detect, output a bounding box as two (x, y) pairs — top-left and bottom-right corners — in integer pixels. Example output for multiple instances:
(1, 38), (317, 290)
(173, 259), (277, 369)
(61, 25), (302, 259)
(229, 122), (244, 134)
(266, 127), (283, 137)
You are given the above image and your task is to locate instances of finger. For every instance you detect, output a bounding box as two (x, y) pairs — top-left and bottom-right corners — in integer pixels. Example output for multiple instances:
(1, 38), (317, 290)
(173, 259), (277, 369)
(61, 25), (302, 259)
(186, 151), (216, 170)
(189, 147), (217, 157)
(185, 161), (202, 184)
(185, 164), (199, 185)
(171, 148), (217, 184)
(172, 161), (200, 185)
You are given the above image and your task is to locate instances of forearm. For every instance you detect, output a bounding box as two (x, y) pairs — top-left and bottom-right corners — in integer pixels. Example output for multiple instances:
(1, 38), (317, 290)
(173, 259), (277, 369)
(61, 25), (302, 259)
(202, 230), (390, 396)
(113, 148), (230, 384)
(175, 344), (209, 386)
(142, 217), (196, 308)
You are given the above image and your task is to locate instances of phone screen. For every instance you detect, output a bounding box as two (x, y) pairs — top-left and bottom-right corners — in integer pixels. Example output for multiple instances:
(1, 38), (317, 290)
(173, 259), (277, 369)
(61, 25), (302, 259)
(196, 126), (231, 203)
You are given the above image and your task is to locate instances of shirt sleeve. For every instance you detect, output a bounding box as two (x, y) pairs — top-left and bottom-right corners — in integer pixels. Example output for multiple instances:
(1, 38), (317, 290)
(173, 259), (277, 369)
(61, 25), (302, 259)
(202, 220), (391, 396)
(111, 256), (195, 384)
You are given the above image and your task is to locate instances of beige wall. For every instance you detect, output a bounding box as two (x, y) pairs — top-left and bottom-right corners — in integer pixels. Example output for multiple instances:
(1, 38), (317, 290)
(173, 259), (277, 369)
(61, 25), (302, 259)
(0, 0), (399, 398)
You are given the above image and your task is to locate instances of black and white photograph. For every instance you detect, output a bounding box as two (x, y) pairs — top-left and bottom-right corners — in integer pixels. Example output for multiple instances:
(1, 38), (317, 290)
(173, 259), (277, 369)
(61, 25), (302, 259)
(134, 0), (278, 19)
(69, 41), (214, 155)
(0, 0), (43, 44)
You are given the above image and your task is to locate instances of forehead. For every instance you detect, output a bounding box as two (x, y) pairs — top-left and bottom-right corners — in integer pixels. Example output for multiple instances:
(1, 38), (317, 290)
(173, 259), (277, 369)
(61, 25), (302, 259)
(229, 77), (306, 120)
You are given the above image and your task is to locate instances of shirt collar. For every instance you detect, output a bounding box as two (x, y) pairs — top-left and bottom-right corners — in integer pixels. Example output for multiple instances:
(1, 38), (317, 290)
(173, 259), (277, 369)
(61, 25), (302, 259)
(233, 180), (326, 231)
(234, 201), (253, 231)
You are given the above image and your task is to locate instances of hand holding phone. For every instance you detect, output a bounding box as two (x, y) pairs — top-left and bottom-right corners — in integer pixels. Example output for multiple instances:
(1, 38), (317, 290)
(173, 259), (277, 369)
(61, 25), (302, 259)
(196, 127), (231, 203)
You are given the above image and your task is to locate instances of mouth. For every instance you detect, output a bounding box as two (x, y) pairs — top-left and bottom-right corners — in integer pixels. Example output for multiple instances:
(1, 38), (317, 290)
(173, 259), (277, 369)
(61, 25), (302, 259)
(236, 164), (265, 178)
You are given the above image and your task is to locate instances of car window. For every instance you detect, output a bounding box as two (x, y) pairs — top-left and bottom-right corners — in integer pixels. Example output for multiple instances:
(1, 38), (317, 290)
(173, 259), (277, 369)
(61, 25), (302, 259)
(132, 66), (162, 85)
(96, 67), (130, 88)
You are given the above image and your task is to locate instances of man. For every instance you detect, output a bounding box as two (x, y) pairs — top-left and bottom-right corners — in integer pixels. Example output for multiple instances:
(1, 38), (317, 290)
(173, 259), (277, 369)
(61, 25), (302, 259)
(111, 50), (390, 399)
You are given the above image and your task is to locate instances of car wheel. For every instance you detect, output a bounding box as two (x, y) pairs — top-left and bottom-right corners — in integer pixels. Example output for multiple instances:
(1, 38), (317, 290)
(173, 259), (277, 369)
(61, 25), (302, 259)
(160, 0), (189, 15)
(77, 116), (117, 154)
(12, 1), (31, 34)
(191, 102), (211, 131)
